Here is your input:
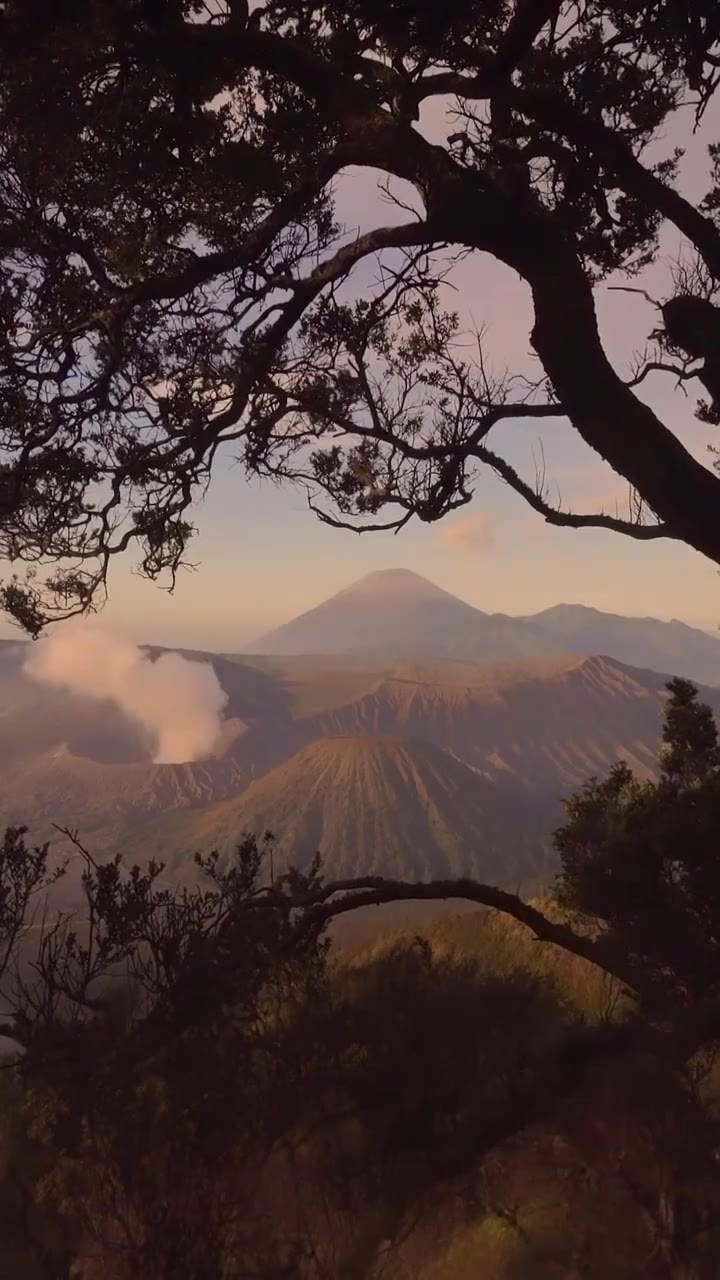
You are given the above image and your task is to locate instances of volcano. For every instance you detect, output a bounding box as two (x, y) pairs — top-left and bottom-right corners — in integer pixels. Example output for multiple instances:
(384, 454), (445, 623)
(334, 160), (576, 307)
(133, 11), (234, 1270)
(254, 569), (559, 661)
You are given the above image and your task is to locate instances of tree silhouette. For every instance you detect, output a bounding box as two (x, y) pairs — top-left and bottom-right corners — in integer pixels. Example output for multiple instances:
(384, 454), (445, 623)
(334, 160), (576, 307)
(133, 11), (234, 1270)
(1, 2), (720, 629)
(555, 677), (720, 1007)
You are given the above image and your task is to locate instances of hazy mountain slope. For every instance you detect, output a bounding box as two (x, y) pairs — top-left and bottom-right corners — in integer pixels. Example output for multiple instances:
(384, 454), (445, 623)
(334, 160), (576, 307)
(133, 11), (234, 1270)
(254, 568), (561, 660)
(529, 603), (720, 686)
(135, 736), (550, 886)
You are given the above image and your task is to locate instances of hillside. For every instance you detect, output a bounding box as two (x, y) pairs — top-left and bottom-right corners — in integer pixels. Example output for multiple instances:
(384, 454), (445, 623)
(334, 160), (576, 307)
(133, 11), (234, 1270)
(255, 568), (720, 684)
(135, 736), (550, 886)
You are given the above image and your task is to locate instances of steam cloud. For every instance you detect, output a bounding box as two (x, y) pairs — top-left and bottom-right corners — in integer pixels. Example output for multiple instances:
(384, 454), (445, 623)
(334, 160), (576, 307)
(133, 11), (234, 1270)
(25, 623), (228, 764)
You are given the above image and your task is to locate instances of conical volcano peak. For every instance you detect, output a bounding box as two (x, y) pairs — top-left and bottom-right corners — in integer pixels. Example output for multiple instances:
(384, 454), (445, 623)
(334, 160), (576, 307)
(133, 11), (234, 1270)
(254, 567), (492, 657)
(253, 567), (566, 660)
(337, 568), (460, 601)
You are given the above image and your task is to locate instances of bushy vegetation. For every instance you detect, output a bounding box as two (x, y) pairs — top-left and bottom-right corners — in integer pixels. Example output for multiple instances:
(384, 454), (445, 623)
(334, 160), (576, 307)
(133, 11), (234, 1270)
(0, 680), (719, 1276)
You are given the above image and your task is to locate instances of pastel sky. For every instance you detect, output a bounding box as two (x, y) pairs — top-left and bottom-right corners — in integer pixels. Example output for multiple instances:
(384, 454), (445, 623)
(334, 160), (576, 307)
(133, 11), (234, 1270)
(7, 90), (720, 651)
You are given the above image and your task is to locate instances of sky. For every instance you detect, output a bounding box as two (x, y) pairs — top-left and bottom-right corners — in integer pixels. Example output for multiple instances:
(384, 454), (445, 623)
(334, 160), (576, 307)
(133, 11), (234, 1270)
(8, 87), (720, 652)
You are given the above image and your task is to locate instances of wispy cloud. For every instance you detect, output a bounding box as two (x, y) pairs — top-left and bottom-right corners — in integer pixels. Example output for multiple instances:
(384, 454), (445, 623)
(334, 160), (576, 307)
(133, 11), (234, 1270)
(437, 511), (499, 553)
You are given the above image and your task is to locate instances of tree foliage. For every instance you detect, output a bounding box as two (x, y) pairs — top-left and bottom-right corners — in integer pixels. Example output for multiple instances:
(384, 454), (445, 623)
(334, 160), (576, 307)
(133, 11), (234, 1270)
(4, 680), (720, 1274)
(0, 830), (714, 1278)
(0, 832), (580, 1279)
(2, 1), (720, 629)
(556, 677), (720, 1009)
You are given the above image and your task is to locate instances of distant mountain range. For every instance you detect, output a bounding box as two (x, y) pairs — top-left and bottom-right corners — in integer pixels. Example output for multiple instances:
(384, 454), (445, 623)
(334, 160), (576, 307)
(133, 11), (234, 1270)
(523, 602), (720, 686)
(255, 569), (720, 686)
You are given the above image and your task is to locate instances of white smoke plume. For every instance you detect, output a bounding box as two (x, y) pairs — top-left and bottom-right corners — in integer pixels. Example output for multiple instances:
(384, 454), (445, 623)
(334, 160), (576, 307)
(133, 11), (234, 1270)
(24, 623), (228, 764)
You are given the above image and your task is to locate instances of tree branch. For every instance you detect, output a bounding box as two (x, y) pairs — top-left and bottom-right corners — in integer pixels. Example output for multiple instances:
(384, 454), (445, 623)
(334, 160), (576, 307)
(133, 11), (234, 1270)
(525, 97), (720, 281)
(118, 153), (348, 311)
(294, 875), (720, 1063)
(303, 85), (720, 561)
(296, 875), (643, 992)
(625, 360), (703, 391)
(413, 72), (720, 278)
(410, 0), (561, 111)
(475, 442), (669, 540)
